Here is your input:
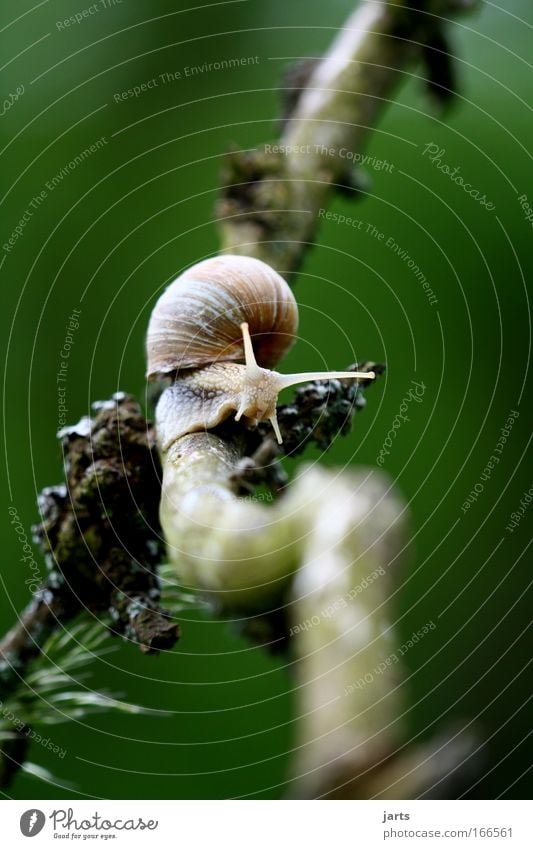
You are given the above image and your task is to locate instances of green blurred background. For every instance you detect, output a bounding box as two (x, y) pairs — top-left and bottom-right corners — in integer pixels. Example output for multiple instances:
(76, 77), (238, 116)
(1, 0), (531, 799)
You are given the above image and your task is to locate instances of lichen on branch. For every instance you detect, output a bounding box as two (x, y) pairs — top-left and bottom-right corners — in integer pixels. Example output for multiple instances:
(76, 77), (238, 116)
(1, 0), (479, 795)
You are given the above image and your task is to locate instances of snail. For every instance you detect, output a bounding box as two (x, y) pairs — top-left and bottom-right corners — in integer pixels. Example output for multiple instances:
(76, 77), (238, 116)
(146, 255), (375, 449)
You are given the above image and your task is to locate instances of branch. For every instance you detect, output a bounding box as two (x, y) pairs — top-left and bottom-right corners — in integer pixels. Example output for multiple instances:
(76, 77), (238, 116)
(155, 0), (479, 798)
(1, 0), (479, 795)
(1, 394), (179, 696)
(217, 0), (476, 273)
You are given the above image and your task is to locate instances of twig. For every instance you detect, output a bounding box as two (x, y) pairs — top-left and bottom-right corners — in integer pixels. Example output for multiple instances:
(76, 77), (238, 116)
(156, 0), (479, 798)
(1, 394), (178, 696)
(1, 0), (478, 795)
(217, 0), (476, 273)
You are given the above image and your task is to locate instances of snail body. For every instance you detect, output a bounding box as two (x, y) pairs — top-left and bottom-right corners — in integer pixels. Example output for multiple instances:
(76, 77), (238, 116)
(146, 255), (374, 448)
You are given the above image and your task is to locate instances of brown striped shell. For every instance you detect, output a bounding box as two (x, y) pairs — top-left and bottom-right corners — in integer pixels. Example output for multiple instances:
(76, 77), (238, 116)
(146, 255), (298, 379)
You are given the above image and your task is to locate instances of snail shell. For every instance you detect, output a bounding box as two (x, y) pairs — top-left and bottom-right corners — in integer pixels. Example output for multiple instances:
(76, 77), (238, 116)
(146, 255), (375, 449)
(146, 255), (298, 379)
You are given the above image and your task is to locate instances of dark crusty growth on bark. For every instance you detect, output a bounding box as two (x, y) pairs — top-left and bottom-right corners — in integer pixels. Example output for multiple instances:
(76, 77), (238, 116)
(0, 393), (179, 698)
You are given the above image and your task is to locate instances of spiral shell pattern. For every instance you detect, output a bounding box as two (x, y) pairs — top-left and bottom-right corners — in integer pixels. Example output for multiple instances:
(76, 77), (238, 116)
(146, 255), (298, 379)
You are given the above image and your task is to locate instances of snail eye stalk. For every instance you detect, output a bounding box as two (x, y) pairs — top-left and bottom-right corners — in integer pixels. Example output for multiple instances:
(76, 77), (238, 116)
(237, 322), (375, 444)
